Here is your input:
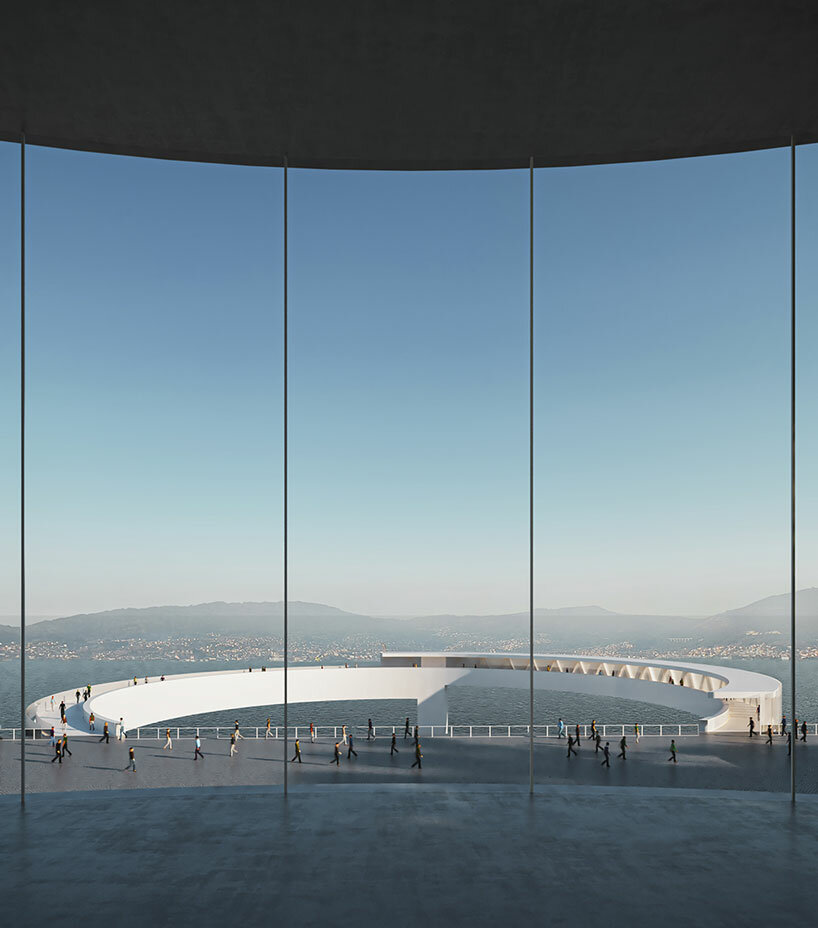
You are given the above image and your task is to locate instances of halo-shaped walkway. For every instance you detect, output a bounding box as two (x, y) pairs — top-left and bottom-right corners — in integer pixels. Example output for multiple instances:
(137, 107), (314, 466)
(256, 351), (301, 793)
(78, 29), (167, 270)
(27, 652), (782, 737)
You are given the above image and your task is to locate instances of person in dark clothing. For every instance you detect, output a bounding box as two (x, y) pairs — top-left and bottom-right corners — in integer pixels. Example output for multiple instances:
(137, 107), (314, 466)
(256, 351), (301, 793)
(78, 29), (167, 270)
(51, 742), (62, 764)
(411, 741), (423, 769)
(290, 739), (302, 763)
(414, 725), (419, 745)
(594, 732), (602, 753)
(600, 742), (610, 767)
(589, 720), (597, 742)
(127, 746), (136, 772)
(781, 716), (787, 737)
(99, 721), (110, 743)
(331, 742), (341, 765)
(766, 725), (773, 745)
(390, 732), (399, 755)
(367, 719), (375, 741)
(748, 717), (755, 738)
(575, 724), (581, 746)
(404, 717), (411, 740)
(668, 739), (677, 763)
(347, 734), (358, 759)
(801, 720), (808, 742)
(61, 734), (72, 758)
(618, 736), (627, 760)
(566, 735), (577, 757)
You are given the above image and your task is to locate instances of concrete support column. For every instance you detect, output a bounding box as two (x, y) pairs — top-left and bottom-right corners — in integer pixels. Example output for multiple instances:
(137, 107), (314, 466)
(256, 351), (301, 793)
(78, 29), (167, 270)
(417, 685), (449, 728)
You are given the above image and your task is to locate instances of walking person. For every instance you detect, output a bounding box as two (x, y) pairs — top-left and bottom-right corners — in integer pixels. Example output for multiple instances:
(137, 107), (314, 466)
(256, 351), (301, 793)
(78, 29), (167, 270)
(61, 734), (72, 758)
(99, 721), (110, 743)
(88, 712), (95, 732)
(414, 725), (419, 745)
(634, 722), (640, 744)
(234, 720), (244, 740)
(594, 732), (602, 753)
(51, 740), (62, 764)
(127, 746), (136, 773)
(115, 720), (122, 742)
(120, 718), (128, 740)
(668, 739), (677, 763)
(765, 724), (773, 745)
(618, 736), (627, 760)
(566, 734), (577, 758)
(781, 715), (787, 737)
(163, 728), (173, 751)
(589, 720), (597, 742)
(575, 723), (581, 747)
(59, 699), (66, 720)
(390, 732), (399, 755)
(801, 720), (808, 743)
(558, 718), (565, 739)
(230, 732), (238, 757)
(342, 724), (348, 745)
(601, 742), (610, 768)
(347, 733), (358, 759)
(49, 726), (56, 746)
(748, 717), (755, 738)
(330, 742), (341, 765)
(309, 722), (315, 743)
(290, 739), (302, 763)
(756, 705), (760, 723)
(404, 717), (411, 740)
(265, 718), (273, 739)
(194, 736), (204, 761)
(368, 718), (375, 741)
(411, 741), (423, 769)
(75, 689), (80, 704)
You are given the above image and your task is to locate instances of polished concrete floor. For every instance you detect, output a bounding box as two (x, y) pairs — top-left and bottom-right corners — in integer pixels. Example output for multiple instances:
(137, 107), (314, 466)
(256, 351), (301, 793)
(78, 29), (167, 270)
(1, 730), (814, 794)
(1, 783), (816, 928)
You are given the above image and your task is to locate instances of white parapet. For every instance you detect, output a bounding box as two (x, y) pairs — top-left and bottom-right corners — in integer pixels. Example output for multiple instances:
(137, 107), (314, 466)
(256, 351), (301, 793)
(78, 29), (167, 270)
(27, 652), (782, 736)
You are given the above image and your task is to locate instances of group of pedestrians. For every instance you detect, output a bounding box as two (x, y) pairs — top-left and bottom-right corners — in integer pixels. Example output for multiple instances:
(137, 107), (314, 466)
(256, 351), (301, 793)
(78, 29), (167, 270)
(322, 717), (422, 769)
(564, 725), (678, 767)
(49, 730), (73, 764)
(752, 714), (809, 757)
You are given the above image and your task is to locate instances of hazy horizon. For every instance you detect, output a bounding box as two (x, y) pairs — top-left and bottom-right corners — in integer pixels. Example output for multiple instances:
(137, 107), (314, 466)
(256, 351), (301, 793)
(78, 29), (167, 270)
(4, 584), (818, 626)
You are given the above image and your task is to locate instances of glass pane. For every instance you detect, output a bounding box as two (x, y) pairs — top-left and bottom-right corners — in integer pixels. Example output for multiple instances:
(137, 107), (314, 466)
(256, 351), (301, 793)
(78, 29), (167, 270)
(290, 168), (529, 779)
(22, 148), (283, 787)
(536, 150), (790, 790)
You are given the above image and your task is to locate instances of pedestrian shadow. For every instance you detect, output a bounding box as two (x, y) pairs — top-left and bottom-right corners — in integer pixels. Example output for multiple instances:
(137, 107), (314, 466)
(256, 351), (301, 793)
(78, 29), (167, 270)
(147, 754), (203, 761)
(85, 764), (128, 772)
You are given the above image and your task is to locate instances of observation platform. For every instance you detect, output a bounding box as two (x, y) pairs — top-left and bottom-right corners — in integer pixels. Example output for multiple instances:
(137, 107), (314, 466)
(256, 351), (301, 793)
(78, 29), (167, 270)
(26, 652), (782, 738)
(1, 726), (813, 797)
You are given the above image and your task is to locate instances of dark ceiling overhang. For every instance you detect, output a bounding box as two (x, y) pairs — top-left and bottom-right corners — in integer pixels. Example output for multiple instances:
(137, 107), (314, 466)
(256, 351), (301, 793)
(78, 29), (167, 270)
(1, 1), (817, 170)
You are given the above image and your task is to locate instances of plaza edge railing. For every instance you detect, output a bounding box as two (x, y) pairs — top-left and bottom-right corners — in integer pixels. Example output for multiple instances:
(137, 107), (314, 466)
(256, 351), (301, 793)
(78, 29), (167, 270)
(8, 722), (818, 742)
(0, 721), (736, 741)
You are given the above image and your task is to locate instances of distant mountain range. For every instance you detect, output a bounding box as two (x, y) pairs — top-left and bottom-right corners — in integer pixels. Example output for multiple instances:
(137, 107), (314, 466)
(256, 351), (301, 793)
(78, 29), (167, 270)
(0, 589), (816, 648)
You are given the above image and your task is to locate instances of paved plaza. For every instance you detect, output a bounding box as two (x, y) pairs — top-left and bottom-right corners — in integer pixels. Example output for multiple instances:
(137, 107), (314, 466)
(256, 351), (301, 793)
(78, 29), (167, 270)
(1, 730), (814, 794)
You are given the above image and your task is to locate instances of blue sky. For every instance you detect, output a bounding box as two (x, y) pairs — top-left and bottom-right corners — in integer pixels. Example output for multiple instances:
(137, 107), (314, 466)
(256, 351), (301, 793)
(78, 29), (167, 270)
(0, 143), (816, 619)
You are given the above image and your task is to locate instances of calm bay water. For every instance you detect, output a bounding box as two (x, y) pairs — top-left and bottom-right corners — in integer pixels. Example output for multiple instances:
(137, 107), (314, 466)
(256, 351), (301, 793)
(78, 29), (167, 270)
(1, 656), (813, 731)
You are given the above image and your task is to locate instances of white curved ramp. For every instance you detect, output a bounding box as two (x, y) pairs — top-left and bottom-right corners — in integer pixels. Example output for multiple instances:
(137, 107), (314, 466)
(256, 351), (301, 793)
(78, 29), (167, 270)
(27, 651), (782, 736)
